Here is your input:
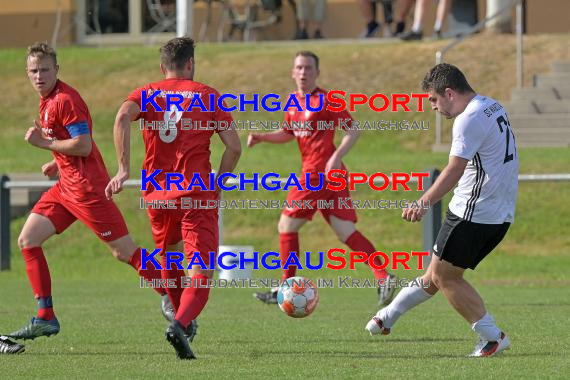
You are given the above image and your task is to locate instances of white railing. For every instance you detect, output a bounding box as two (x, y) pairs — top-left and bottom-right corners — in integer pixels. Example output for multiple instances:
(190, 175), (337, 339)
(2, 171), (569, 270)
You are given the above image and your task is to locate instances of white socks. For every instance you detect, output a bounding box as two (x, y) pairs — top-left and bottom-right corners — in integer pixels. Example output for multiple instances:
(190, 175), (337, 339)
(472, 312), (501, 342)
(375, 285), (502, 342)
(377, 284), (433, 328)
(433, 19), (443, 32)
(411, 24), (423, 33)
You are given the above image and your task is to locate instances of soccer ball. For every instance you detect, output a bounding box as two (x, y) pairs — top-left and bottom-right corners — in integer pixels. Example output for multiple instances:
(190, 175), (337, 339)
(277, 276), (319, 318)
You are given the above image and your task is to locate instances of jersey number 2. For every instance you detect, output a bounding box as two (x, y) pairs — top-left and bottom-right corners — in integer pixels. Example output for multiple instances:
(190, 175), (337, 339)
(496, 115), (516, 164)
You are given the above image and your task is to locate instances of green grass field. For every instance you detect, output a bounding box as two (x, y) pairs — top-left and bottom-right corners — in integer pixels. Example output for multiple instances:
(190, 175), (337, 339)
(1, 35), (569, 378)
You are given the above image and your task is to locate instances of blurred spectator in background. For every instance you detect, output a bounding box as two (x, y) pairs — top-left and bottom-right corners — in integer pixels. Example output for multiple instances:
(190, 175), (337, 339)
(86, 0), (128, 34)
(400, 0), (452, 40)
(295, 0), (327, 39)
(358, 0), (413, 38)
(393, 0), (414, 35)
(357, 0), (389, 38)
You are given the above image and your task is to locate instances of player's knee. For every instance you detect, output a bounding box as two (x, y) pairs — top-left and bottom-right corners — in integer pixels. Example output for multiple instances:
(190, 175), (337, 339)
(107, 236), (138, 263)
(17, 233), (35, 250)
(421, 274), (439, 294)
(278, 218), (293, 233)
(431, 271), (444, 289)
(330, 218), (355, 243)
(432, 271), (458, 289)
(109, 247), (121, 260)
(335, 230), (351, 243)
(110, 247), (131, 263)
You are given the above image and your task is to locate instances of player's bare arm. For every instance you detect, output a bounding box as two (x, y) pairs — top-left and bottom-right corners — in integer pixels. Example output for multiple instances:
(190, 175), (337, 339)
(247, 130), (295, 148)
(216, 128), (242, 187)
(25, 119), (92, 157)
(402, 155), (468, 222)
(105, 100), (140, 199)
(325, 127), (360, 174)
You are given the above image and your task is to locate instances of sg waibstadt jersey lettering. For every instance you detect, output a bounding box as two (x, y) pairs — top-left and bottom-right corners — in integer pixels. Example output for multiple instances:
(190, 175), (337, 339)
(449, 95), (519, 224)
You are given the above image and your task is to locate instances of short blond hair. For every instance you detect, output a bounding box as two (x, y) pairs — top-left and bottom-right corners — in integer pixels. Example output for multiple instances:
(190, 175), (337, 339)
(27, 42), (57, 65)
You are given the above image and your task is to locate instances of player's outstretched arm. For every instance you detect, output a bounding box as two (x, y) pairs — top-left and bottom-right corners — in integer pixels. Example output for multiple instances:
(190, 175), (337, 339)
(247, 130), (295, 148)
(105, 100), (140, 199)
(216, 129), (242, 187)
(325, 127), (360, 173)
(402, 155), (468, 222)
(25, 120), (92, 157)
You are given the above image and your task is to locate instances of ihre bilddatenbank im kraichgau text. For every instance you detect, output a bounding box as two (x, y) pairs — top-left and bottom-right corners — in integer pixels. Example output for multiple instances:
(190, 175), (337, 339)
(139, 170), (431, 211)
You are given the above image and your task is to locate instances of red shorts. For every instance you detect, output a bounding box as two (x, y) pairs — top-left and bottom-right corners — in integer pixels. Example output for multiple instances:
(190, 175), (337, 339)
(282, 180), (357, 223)
(147, 207), (185, 250)
(147, 202), (219, 266)
(31, 184), (129, 242)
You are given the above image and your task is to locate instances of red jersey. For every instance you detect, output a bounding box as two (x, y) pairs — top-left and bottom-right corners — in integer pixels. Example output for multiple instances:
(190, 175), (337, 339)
(38, 80), (110, 200)
(127, 78), (233, 199)
(283, 87), (353, 174)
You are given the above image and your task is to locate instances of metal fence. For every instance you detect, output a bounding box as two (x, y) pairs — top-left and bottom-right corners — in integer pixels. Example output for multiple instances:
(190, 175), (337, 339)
(2, 171), (569, 271)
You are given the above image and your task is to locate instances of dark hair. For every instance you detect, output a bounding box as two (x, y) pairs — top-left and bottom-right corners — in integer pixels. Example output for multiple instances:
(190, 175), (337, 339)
(295, 51), (319, 70)
(160, 37), (196, 71)
(27, 42), (57, 65)
(421, 63), (474, 95)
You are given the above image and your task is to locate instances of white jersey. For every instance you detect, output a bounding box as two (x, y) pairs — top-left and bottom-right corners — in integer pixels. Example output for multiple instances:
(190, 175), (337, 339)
(448, 95), (519, 224)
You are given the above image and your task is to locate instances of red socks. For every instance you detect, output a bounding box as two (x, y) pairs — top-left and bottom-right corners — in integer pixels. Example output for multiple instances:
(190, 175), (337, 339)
(345, 231), (389, 280)
(161, 252), (186, 312)
(175, 274), (210, 328)
(22, 246), (180, 319)
(280, 232), (299, 280)
(21, 247), (55, 320)
(128, 247), (166, 296)
(278, 231), (388, 280)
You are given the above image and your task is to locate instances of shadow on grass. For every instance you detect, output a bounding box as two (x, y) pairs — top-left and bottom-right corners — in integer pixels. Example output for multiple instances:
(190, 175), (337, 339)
(240, 350), (568, 360)
(25, 351), (171, 356)
(493, 303), (570, 307)
(19, 348), (566, 360)
(210, 336), (470, 345)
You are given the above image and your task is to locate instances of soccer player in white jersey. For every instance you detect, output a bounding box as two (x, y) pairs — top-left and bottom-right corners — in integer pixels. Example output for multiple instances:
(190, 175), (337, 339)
(365, 63), (518, 357)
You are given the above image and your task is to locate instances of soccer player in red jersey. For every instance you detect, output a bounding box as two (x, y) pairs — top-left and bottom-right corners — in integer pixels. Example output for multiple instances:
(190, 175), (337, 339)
(8, 43), (167, 342)
(248, 51), (397, 306)
(106, 37), (241, 359)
